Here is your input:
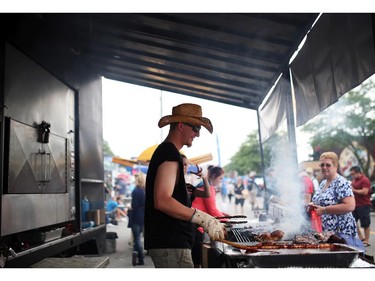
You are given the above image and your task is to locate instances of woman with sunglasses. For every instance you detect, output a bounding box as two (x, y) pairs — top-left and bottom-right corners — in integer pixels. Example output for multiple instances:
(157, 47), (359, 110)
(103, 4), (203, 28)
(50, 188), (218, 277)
(309, 152), (364, 251)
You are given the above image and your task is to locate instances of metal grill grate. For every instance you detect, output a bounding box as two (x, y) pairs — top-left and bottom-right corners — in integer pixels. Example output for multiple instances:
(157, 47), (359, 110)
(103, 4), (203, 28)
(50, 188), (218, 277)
(228, 229), (253, 243)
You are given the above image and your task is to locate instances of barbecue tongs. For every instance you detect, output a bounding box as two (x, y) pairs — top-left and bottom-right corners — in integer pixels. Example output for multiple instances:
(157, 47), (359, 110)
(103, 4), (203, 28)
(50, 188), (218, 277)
(215, 215), (247, 219)
(216, 215), (248, 224)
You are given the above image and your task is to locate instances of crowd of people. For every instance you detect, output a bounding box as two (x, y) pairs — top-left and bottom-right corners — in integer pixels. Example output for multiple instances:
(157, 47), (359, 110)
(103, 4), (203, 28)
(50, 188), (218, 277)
(106, 102), (372, 268)
(104, 172), (146, 266)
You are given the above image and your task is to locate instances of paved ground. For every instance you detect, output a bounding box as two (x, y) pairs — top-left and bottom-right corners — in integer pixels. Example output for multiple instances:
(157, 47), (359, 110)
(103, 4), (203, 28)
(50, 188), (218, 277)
(103, 193), (375, 268)
(104, 220), (153, 268)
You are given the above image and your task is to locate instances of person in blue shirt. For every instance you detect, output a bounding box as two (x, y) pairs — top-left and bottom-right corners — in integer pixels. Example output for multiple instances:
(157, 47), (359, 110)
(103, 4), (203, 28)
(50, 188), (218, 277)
(129, 173), (146, 266)
(115, 178), (127, 199)
(105, 196), (127, 224)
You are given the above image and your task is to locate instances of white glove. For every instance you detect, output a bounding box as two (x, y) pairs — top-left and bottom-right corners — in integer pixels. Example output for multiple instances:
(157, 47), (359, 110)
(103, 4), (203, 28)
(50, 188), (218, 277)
(191, 209), (225, 240)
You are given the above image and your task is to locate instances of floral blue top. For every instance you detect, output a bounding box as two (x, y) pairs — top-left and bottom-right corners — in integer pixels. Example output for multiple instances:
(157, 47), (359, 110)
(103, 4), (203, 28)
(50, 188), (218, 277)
(312, 175), (357, 237)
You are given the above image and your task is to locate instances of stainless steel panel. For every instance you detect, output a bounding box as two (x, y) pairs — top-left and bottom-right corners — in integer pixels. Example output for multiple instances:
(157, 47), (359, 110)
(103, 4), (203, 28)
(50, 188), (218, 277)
(4, 43), (73, 137)
(1, 194), (70, 236)
(1, 43), (76, 234)
(79, 75), (104, 181)
(6, 119), (67, 194)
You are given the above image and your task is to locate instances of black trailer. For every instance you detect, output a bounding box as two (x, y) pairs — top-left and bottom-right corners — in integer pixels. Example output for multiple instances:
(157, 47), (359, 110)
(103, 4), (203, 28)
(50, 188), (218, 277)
(1, 23), (106, 267)
(1, 13), (374, 268)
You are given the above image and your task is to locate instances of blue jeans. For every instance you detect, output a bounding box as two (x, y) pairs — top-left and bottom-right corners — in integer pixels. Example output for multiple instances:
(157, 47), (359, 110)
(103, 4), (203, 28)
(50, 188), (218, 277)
(131, 224), (144, 263)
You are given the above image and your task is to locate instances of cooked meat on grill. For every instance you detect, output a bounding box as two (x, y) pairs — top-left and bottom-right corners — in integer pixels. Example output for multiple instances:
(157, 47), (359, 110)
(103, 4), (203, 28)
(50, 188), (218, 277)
(227, 227), (344, 248)
(259, 232), (272, 241)
(254, 230), (285, 242)
(314, 231), (335, 241)
(314, 232), (326, 241)
(289, 243), (331, 249)
(292, 231), (348, 245)
(270, 230), (284, 240)
(326, 234), (346, 244)
(293, 233), (320, 244)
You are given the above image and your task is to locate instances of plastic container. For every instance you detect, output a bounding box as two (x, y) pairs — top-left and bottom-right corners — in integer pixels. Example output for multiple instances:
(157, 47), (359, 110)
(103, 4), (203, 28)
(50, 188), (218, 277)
(81, 197), (90, 221)
(82, 221), (94, 229)
(310, 209), (322, 232)
(104, 232), (118, 254)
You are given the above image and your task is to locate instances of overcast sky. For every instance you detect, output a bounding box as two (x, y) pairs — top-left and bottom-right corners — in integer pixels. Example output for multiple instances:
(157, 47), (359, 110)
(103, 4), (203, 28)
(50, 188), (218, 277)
(102, 78), (312, 167)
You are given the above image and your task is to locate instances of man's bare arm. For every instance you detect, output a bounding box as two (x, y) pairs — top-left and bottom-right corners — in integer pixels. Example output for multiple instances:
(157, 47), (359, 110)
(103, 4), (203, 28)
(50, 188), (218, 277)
(154, 161), (195, 220)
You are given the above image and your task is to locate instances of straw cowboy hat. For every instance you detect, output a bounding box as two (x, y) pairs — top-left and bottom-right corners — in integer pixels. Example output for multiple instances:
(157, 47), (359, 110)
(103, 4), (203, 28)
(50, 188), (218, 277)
(158, 103), (213, 133)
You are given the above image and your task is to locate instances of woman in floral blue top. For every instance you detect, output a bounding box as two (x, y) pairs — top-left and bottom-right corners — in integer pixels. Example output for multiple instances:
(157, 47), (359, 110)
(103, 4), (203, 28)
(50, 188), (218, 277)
(310, 152), (358, 237)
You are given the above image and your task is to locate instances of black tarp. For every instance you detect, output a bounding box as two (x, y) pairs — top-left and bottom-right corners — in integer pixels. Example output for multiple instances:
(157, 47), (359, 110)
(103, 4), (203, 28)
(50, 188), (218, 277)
(259, 13), (375, 142)
(291, 13), (375, 126)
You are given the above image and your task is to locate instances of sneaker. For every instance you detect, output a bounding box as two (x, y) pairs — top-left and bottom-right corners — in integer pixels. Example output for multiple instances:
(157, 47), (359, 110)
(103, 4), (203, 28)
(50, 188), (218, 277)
(136, 261), (144, 266)
(132, 251), (137, 266)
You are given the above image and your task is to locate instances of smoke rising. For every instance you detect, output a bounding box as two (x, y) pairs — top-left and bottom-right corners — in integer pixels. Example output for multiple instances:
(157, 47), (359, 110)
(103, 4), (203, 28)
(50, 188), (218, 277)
(267, 138), (310, 236)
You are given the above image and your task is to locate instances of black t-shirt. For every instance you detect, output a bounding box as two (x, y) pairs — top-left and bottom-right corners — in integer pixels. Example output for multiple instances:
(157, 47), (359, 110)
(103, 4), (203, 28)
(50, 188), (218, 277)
(234, 183), (244, 195)
(144, 142), (195, 250)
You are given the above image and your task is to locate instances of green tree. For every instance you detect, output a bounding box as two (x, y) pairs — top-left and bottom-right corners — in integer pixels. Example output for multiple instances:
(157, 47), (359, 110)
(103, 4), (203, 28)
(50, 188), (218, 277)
(224, 79), (375, 179)
(103, 139), (115, 157)
(302, 78), (375, 178)
(224, 131), (261, 175)
(224, 131), (281, 175)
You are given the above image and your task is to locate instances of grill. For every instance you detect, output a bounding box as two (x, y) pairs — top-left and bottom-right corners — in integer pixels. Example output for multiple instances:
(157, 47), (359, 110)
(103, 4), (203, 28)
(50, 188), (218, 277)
(214, 227), (360, 268)
(229, 229), (253, 243)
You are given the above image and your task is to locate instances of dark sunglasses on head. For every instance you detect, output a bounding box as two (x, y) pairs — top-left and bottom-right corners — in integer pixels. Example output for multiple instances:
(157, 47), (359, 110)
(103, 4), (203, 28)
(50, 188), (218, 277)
(320, 163), (332, 168)
(183, 123), (201, 133)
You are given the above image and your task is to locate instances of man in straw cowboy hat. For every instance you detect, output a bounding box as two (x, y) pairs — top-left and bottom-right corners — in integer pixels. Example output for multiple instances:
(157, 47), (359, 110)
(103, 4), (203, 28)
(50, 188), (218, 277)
(145, 103), (225, 268)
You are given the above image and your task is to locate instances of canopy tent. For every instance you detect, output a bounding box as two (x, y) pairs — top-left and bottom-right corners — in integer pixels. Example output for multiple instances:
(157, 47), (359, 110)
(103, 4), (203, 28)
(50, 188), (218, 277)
(135, 144), (213, 165)
(6, 13), (318, 112)
(6, 13), (375, 172)
(260, 14), (375, 140)
(112, 156), (138, 168)
(137, 144), (159, 163)
(291, 14), (375, 127)
(112, 144), (213, 168)
(257, 13), (375, 171)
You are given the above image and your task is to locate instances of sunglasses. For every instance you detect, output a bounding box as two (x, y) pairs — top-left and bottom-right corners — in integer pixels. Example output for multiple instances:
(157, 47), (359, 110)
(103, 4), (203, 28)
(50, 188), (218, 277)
(183, 123), (201, 133)
(320, 163), (332, 168)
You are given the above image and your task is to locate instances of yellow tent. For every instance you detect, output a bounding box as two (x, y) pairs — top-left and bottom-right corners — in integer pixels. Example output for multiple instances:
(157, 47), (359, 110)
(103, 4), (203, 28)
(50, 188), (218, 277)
(112, 144), (213, 168)
(111, 144), (159, 167)
(112, 156), (138, 168)
(137, 144), (159, 163)
(137, 144), (213, 165)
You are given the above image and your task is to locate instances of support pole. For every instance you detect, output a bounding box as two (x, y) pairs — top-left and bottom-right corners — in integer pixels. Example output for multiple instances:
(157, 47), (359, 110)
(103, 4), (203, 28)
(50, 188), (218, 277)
(285, 68), (298, 169)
